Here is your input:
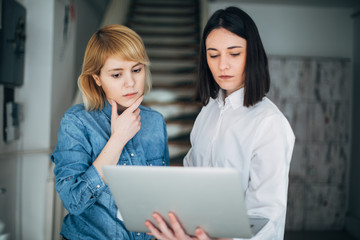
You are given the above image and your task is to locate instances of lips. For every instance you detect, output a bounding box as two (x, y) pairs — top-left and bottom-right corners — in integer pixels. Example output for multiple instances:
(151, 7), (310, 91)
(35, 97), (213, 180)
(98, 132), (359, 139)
(123, 92), (138, 98)
(219, 75), (233, 80)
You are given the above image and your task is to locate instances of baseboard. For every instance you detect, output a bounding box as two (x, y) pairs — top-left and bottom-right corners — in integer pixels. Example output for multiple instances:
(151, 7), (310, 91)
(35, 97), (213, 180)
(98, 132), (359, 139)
(345, 215), (360, 239)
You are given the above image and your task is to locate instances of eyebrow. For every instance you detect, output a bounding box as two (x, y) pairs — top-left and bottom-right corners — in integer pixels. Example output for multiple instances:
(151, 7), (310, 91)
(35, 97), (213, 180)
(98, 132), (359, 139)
(132, 62), (143, 68)
(207, 46), (243, 51)
(108, 62), (142, 72)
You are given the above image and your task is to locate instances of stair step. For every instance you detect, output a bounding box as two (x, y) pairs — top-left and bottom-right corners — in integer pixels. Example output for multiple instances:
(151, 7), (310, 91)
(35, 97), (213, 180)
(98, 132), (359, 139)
(168, 140), (191, 157)
(132, 26), (198, 36)
(130, 11), (198, 18)
(148, 54), (198, 61)
(151, 59), (197, 71)
(169, 154), (186, 166)
(132, 6), (198, 15)
(151, 72), (197, 86)
(151, 69), (197, 76)
(135, 2), (197, 8)
(144, 87), (196, 104)
(130, 15), (197, 24)
(166, 121), (194, 140)
(145, 102), (201, 121)
(139, 32), (199, 38)
(145, 42), (199, 50)
(142, 36), (198, 45)
(134, 0), (198, 5)
(128, 21), (198, 28)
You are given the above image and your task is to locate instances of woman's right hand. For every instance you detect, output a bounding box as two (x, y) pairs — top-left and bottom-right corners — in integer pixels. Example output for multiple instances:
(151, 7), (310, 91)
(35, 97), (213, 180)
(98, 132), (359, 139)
(145, 212), (232, 240)
(93, 96), (143, 180)
(110, 96), (143, 145)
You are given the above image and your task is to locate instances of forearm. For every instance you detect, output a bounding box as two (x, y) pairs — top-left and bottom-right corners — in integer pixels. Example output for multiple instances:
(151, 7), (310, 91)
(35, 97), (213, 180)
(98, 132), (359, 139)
(54, 135), (126, 215)
(93, 133), (127, 181)
(55, 162), (105, 215)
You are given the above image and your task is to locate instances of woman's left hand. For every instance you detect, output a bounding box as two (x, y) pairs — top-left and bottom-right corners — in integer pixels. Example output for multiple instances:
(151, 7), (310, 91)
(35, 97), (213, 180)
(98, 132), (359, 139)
(145, 212), (226, 240)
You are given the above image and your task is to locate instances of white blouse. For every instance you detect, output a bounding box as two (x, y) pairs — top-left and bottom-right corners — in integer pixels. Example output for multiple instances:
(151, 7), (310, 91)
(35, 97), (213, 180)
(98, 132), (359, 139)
(184, 88), (295, 240)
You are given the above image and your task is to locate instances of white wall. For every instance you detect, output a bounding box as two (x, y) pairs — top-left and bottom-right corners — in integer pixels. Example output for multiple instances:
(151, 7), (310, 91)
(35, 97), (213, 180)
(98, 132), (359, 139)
(209, 3), (354, 59)
(0, 0), (78, 239)
(50, 0), (78, 148)
(15, 0), (55, 239)
(17, 0), (54, 151)
(0, 0), (55, 239)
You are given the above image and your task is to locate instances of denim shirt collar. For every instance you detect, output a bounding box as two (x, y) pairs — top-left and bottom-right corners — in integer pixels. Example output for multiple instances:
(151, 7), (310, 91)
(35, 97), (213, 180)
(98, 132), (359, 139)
(101, 98), (144, 121)
(101, 98), (112, 120)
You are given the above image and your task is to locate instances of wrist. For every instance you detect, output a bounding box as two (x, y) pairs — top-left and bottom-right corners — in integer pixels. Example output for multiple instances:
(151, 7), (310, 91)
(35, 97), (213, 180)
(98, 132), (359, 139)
(110, 131), (128, 148)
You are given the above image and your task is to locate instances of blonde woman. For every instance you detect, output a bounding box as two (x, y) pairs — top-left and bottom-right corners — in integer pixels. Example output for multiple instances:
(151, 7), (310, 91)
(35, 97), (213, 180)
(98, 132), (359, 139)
(51, 24), (169, 239)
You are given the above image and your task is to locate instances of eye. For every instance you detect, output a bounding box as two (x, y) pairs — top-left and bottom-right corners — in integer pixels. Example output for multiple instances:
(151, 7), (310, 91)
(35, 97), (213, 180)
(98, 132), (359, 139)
(209, 54), (219, 58)
(112, 73), (121, 78)
(231, 53), (240, 56)
(133, 67), (142, 73)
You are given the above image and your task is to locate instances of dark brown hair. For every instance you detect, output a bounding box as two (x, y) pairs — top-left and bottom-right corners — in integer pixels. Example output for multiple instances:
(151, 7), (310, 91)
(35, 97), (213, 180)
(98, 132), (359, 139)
(196, 7), (270, 107)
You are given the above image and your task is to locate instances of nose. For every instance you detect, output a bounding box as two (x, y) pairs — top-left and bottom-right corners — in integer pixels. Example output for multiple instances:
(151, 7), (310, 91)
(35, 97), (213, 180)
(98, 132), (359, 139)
(219, 56), (230, 71)
(124, 73), (135, 87)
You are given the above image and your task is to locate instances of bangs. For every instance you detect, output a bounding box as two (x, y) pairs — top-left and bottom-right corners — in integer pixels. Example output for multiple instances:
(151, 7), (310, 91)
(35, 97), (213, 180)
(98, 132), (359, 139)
(97, 32), (149, 67)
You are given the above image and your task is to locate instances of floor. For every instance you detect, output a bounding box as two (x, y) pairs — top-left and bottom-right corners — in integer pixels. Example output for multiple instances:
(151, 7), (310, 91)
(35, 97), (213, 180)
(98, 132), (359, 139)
(284, 231), (357, 240)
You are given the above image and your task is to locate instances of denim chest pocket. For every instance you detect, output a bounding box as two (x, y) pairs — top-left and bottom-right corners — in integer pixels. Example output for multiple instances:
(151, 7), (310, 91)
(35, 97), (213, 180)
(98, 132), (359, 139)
(118, 157), (166, 166)
(118, 159), (129, 166)
(145, 157), (166, 166)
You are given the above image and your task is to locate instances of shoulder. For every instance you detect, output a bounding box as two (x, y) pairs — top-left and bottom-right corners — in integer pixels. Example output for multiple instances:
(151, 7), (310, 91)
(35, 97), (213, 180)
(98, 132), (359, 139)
(249, 97), (284, 119)
(63, 104), (89, 120)
(252, 97), (295, 137)
(61, 103), (97, 127)
(64, 103), (104, 117)
(65, 103), (86, 115)
(248, 97), (294, 133)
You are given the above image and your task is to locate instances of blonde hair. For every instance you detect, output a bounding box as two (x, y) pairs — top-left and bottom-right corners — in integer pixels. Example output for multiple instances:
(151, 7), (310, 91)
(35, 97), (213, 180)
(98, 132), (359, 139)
(78, 24), (151, 111)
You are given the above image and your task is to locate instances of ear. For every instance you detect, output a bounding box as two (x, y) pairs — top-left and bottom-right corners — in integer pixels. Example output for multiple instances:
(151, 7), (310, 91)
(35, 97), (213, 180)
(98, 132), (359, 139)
(92, 74), (102, 86)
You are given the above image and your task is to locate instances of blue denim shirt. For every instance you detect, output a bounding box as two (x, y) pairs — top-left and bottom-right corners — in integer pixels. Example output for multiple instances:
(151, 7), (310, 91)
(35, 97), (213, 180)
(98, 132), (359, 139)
(51, 100), (169, 240)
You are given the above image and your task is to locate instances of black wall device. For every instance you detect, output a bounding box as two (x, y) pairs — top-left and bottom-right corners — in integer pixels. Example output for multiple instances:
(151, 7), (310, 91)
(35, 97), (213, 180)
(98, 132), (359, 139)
(0, 0), (26, 87)
(1, 0), (26, 142)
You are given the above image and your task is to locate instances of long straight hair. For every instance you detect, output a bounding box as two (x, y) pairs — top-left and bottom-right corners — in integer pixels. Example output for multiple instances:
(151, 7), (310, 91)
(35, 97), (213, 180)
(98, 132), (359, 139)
(196, 7), (270, 107)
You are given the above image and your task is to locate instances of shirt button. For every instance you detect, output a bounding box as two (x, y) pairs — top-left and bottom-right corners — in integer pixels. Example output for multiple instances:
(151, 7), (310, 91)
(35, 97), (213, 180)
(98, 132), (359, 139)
(96, 184), (100, 188)
(130, 153), (134, 157)
(123, 163), (127, 165)
(149, 164), (152, 166)
(137, 232), (140, 236)
(162, 161), (165, 164)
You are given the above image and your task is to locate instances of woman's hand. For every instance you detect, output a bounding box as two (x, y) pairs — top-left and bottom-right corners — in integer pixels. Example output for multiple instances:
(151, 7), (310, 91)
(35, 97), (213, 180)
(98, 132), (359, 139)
(93, 96), (143, 180)
(145, 212), (230, 240)
(110, 96), (143, 145)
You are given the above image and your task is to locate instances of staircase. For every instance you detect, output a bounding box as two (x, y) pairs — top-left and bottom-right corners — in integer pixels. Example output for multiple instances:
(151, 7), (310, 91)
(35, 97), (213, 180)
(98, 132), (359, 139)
(127, 0), (201, 166)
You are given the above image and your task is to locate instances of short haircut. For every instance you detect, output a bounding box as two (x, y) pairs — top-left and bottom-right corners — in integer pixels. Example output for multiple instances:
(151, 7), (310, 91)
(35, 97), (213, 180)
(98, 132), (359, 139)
(196, 6), (270, 107)
(78, 24), (151, 111)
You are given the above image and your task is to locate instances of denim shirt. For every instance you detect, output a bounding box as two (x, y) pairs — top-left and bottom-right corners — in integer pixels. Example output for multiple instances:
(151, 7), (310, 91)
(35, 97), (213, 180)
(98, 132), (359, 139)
(51, 100), (169, 240)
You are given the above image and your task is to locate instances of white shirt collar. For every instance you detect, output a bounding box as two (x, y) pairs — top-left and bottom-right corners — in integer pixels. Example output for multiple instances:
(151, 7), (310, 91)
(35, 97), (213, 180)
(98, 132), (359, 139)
(215, 88), (245, 110)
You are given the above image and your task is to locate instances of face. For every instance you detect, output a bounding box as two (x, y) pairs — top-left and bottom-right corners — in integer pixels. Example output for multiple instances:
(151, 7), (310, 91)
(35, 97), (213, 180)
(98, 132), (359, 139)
(206, 28), (247, 97)
(93, 55), (145, 111)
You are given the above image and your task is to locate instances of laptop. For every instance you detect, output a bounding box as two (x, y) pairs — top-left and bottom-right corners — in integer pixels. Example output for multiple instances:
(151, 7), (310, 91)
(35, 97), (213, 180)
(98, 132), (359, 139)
(102, 165), (269, 239)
